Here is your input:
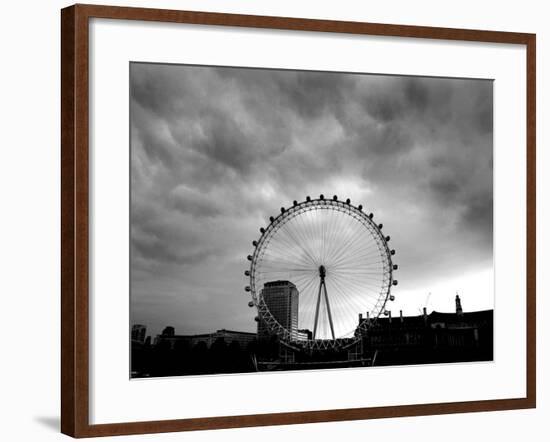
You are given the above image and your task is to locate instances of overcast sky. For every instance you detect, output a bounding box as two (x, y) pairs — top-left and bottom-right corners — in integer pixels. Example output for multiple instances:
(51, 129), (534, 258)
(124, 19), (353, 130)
(130, 62), (493, 338)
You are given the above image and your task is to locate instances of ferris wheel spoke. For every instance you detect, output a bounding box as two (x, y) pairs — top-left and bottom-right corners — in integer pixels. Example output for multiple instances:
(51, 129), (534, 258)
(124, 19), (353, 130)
(324, 208), (341, 264)
(333, 256), (383, 271)
(326, 212), (359, 259)
(330, 247), (383, 268)
(297, 274), (320, 328)
(263, 237), (307, 263)
(330, 241), (376, 267)
(260, 247), (312, 263)
(324, 283), (355, 333)
(335, 267), (385, 274)
(320, 210), (328, 264)
(258, 255), (313, 270)
(322, 212), (345, 266)
(266, 232), (317, 268)
(260, 239), (316, 264)
(256, 271), (316, 278)
(332, 266), (384, 277)
(326, 277), (366, 333)
(332, 238), (382, 263)
(332, 228), (379, 265)
(278, 219), (320, 267)
(259, 253), (313, 272)
(301, 208), (323, 263)
(330, 271), (381, 295)
(332, 259), (386, 271)
(332, 276), (385, 288)
(330, 272), (385, 298)
(323, 209), (338, 264)
(318, 208), (333, 258)
(329, 221), (369, 266)
(333, 276), (384, 293)
(288, 209), (315, 264)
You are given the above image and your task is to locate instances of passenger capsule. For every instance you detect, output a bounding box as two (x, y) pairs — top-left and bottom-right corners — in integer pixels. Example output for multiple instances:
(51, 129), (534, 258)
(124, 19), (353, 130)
(378, 223), (383, 229)
(281, 207), (285, 213)
(358, 205), (363, 211)
(247, 255), (252, 261)
(333, 195), (338, 201)
(254, 316), (259, 322)
(346, 198), (351, 204)
(389, 295), (395, 301)
(393, 264), (398, 270)
(248, 301), (254, 308)
(393, 280), (398, 286)
(252, 240), (258, 246)
(293, 200), (298, 206)
(320, 194), (325, 200)
(260, 227), (265, 234)
(269, 216), (275, 222)
(369, 213), (374, 219)
(244, 270), (250, 276)
(384, 310), (390, 316)
(306, 196), (311, 202)
(390, 249), (395, 255)
(385, 236), (391, 242)
(245, 286), (251, 292)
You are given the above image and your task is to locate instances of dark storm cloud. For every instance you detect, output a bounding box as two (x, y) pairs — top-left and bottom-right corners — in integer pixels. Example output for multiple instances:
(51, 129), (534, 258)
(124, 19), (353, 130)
(130, 63), (493, 337)
(170, 185), (223, 218)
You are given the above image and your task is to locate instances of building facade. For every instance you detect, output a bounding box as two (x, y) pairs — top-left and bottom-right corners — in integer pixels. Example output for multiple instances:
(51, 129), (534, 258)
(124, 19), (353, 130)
(131, 324), (147, 343)
(257, 280), (299, 340)
(356, 296), (493, 366)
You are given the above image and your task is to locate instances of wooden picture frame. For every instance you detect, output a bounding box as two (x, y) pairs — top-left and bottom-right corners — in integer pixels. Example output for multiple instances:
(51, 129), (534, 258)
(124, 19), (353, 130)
(61, 3), (536, 438)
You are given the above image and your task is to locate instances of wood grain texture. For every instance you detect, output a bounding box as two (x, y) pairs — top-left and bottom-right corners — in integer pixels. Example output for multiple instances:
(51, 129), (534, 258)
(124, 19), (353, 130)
(60, 4), (536, 438)
(61, 6), (76, 436)
(525, 34), (536, 408)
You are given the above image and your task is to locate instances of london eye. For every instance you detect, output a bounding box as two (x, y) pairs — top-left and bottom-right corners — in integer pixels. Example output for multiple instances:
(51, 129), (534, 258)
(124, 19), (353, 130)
(245, 195), (398, 351)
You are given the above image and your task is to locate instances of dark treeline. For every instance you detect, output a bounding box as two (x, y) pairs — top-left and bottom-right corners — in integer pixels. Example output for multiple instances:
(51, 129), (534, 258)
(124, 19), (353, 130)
(132, 337), (282, 377)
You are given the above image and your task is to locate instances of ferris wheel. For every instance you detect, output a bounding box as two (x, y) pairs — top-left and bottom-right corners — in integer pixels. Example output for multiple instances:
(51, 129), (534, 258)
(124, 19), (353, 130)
(245, 195), (398, 351)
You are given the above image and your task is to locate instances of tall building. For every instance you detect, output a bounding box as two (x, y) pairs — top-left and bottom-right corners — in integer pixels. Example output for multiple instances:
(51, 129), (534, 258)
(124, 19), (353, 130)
(131, 324), (147, 342)
(258, 280), (299, 340)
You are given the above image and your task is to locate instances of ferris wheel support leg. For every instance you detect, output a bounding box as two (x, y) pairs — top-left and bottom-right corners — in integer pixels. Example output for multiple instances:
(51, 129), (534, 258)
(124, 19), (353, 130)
(323, 282), (336, 340)
(313, 282), (323, 339)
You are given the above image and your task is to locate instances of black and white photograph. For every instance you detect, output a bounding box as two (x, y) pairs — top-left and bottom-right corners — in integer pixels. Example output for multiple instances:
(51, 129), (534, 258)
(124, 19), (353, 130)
(130, 62), (494, 378)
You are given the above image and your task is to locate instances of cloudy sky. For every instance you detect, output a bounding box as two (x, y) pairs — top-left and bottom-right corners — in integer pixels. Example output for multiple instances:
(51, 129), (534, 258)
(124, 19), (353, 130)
(130, 62), (493, 339)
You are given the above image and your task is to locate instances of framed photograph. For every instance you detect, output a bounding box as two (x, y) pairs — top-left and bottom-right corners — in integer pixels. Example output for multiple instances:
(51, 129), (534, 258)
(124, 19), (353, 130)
(61, 4), (536, 438)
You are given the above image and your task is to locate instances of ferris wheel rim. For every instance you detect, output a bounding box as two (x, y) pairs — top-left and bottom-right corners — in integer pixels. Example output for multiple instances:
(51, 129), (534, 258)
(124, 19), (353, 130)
(246, 195), (397, 351)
